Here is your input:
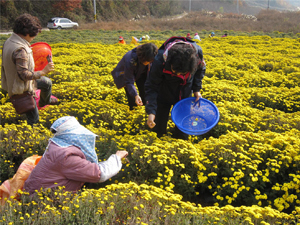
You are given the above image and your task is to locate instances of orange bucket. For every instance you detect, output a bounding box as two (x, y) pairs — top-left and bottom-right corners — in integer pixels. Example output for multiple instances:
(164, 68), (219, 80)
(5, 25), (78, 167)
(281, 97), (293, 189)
(31, 42), (52, 71)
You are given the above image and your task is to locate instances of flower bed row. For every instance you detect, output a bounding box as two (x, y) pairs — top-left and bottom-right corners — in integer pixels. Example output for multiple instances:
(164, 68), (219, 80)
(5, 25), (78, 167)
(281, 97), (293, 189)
(1, 35), (300, 223)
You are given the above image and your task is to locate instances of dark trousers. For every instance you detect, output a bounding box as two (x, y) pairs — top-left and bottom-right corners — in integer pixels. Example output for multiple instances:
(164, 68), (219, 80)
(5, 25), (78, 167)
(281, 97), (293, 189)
(152, 102), (189, 140)
(25, 77), (52, 125)
(125, 73), (147, 110)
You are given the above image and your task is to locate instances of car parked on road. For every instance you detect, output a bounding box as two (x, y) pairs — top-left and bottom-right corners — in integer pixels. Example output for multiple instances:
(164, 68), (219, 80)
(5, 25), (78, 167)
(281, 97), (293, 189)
(47, 17), (79, 30)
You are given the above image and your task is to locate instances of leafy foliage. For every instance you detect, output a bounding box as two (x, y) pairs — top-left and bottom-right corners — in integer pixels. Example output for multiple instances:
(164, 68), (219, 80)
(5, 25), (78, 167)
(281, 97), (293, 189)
(52, 0), (82, 13)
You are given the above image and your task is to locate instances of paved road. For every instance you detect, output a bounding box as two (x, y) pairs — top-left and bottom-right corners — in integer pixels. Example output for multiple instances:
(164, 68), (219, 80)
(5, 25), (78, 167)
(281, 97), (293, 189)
(0, 32), (12, 35)
(0, 28), (50, 35)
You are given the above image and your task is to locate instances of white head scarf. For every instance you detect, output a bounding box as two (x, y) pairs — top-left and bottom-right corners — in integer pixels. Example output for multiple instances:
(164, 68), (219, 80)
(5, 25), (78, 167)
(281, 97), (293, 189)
(48, 116), (98, 163)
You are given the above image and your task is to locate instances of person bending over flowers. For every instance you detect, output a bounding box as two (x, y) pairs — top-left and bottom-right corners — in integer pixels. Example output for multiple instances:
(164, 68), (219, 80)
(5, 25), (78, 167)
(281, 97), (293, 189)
(24, 116), (128, 195)
(111, 43), (158, 110)
(145, 36), (206, 140)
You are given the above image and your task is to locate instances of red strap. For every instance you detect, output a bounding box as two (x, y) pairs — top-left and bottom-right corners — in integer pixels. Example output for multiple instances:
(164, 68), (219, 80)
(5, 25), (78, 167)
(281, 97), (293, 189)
(162, 68), (190, 100)
(162, 68), (190, 86)
(162, 68), (173, 75)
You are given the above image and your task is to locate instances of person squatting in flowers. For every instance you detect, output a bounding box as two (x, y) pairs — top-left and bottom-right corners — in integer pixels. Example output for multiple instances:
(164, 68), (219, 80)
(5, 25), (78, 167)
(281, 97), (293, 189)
(118, 36), (126, 44)
(1, 13), (58, 126)
(193, 33), (201, 40)
(111, 43), (158, 110)
(24, 116), (128, 195)
(209, 32), (215, 38)
(145, 36), (206, 140)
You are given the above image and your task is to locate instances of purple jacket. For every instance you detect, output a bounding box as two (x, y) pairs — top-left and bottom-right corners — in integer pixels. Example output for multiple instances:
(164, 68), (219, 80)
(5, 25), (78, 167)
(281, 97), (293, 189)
(111, 47), (149, 97)
(24, 142), (101, 195)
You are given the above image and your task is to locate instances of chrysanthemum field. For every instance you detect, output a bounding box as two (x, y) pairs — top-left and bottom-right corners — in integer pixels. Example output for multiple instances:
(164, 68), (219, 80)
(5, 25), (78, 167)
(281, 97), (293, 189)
(1, 31), (300, 224)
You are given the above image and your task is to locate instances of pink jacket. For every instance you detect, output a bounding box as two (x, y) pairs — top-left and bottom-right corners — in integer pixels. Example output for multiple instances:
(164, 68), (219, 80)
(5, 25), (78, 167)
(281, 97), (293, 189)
(24, 142), (101, 195)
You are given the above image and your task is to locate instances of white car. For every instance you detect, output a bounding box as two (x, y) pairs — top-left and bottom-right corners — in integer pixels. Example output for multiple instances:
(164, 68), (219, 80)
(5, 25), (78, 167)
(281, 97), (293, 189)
(47, 17), (79, 30)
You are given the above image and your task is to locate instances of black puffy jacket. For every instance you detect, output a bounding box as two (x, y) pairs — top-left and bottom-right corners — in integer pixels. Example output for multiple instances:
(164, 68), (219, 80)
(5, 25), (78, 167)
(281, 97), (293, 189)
(145, 37), (206, 115)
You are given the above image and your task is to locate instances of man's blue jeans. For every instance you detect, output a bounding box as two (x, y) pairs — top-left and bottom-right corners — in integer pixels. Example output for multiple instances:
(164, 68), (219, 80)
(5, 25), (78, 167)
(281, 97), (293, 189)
(25, 77), (52, 126)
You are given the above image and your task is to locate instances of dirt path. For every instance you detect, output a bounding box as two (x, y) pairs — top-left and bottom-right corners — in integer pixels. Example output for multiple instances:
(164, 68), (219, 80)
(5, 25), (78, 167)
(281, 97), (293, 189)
(164, 12), (188, 21)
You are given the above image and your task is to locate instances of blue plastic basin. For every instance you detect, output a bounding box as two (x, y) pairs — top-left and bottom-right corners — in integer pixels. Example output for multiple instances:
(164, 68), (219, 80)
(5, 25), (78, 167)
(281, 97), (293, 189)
(171, 97), (220, 135)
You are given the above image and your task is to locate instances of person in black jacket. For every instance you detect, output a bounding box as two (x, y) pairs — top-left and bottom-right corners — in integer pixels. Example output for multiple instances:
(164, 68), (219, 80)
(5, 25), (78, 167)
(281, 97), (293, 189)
(145, 36), (206, 139)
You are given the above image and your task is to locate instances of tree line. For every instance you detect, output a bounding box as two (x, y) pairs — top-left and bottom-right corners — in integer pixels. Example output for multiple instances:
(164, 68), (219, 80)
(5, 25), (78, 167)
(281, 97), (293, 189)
(0, 0), (184, 29)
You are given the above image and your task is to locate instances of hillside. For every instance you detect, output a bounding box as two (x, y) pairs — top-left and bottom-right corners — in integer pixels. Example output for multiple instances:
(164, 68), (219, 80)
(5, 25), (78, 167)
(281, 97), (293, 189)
(80, 9), (300, 34)
(181, 0), (297, 15)
(1, 0), (299, 32)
